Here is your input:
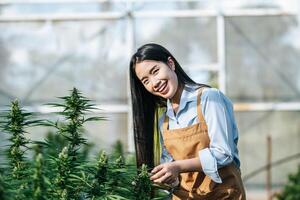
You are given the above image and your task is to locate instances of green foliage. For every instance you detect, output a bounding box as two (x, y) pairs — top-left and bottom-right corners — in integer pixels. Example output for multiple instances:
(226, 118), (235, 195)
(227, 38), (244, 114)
(84, 151), (133, 200)
(0, 100), (36, 178)
(53, 146), (74, 199)
(132, 164), (152, 200)
(0, 100), (42, 199)
(95, 151), (109, 186)
(87, 151), (109, 198)
(42, 131), (69, 158)
(46, 88), (101, 157)
(46, 88), (101, 199)
(0, 172), (6, 200)
(277, 165), (300, 200)
(111, 140), (124, 161)
(32, 153), (47, 200)
(0, 88), (171, 200)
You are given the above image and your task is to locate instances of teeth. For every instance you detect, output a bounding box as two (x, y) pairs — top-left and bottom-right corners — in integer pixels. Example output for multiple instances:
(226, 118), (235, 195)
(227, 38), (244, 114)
(158, 82), (166, 92)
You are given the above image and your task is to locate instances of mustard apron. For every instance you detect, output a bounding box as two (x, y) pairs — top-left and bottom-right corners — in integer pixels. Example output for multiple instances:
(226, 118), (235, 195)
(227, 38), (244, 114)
(162, 87), (246, 200)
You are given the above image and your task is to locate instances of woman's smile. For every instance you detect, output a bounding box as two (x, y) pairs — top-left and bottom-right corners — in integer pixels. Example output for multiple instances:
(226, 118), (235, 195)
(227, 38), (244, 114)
(135, 60), (178, 99)
(159, 81), (169, 95)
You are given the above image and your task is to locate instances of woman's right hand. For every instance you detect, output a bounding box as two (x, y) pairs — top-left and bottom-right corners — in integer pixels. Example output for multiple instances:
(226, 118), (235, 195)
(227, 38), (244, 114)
(150, 161), (180, 184)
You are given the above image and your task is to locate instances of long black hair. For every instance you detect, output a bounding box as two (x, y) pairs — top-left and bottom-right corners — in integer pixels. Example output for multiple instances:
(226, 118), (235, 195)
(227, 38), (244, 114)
(129, 43), (210, 168)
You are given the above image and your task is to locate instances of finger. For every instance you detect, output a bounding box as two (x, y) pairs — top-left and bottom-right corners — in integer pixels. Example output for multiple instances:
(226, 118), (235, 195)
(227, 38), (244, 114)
(151, 165), (163, 174)
(163, 176), (174, 184)
(154, 172), (171, 184)
(150, 168), (166, 181)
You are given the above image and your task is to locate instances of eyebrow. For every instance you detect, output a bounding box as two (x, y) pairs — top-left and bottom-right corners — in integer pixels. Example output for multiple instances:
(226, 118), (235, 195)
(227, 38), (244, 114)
(141, 65), (157, 82)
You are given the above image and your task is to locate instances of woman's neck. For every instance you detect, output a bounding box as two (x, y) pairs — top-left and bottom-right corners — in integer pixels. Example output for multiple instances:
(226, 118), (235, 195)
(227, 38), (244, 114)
(170, 84), (184, 113)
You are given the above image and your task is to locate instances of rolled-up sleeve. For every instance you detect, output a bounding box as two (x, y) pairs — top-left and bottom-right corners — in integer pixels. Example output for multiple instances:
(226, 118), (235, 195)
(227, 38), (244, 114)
(198, 88), (235, 183)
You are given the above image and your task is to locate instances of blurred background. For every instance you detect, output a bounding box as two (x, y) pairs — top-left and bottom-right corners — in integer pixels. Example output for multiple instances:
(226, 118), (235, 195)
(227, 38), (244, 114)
(0, 0), (300, 199)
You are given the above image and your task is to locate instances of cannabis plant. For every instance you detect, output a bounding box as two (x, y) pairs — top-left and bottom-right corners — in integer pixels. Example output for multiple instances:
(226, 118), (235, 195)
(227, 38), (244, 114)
(0, 172), (6, 200)
(41, 131), (69, 158)
(0, 100), (41, 199)
(32, 153), (48, 200)
(83, 151), (132, 200)
(111, 140), (124, 161)
(132, 164), (152, 200)
(106, 156), (132, 198)
(46, 88), (102, 157)
(0, 89), (172, 200)
(52, 146), (81, 199)
(88, 150), (109, 198)
(277, 165), (300, 200)
(44, 88), (103, 199)
(131, 164), (173, 200)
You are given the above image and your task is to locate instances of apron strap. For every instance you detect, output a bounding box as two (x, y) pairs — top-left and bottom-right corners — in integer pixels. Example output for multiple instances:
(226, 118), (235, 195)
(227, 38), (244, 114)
(162, 111), (169, 131)
(162, 86), (207, 131)
(196, 87), (206, 123)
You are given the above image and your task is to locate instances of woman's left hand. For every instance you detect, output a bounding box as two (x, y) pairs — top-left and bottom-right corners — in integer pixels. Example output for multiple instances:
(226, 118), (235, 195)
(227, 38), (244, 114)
(150, 161), (180, 184)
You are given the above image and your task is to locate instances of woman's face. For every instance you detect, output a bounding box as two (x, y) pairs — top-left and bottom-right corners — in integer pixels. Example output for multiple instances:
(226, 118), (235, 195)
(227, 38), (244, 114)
(135, 59), (178, 99)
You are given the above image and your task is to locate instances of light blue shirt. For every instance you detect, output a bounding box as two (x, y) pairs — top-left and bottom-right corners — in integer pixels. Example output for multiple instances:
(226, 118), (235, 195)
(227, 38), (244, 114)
(159, 84), (240, 183)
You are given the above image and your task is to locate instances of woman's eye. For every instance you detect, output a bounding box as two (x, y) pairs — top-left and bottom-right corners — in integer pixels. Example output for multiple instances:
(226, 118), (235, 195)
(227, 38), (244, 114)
(153, 69), (159, 74)
(143, 80), (149, 85)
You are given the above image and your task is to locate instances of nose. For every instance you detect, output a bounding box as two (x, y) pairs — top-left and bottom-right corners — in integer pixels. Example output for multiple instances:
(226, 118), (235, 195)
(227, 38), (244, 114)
(152, 78), (161, 91)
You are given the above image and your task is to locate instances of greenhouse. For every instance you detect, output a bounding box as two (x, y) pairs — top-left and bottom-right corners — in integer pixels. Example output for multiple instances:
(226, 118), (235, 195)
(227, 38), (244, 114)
(0, 0), (300, 199)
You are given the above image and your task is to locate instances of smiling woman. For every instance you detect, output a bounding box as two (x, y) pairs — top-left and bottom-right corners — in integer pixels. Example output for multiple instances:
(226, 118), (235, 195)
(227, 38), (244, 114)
(129, 43), (246, 200)
(135, 59), (179, 100)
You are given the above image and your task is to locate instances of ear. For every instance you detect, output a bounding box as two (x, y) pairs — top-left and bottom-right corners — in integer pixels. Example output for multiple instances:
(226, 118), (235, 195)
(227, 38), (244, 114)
(167, 57), (175, 71)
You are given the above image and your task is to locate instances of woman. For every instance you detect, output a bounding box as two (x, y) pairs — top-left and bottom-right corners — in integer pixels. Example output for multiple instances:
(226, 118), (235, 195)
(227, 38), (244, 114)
(129, 43), (246, 199)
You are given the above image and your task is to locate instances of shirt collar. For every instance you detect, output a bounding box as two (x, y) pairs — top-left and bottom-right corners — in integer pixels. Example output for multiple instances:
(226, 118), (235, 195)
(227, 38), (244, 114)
(166, 84), (198, 120)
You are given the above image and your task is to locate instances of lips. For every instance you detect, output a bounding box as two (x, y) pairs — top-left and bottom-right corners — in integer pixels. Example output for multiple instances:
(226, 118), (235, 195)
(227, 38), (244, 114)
(158, 82), (168, 95)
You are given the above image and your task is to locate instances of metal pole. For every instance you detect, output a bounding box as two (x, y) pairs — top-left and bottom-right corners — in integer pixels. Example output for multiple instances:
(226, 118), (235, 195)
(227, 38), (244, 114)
(0, 0), (204, 4)
(217, 11), (226, 93)
(266, 135), (272, 200)
(234, 102), (300, 111)
(0, 9), (296, 22)
(126, 1), (135, 153)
